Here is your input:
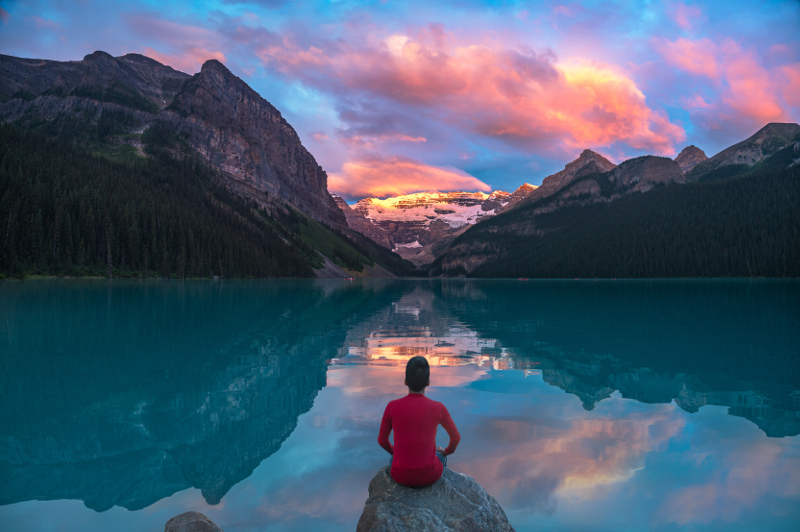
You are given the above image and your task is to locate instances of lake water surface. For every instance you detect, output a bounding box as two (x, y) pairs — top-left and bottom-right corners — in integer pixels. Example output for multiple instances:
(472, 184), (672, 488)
(1, 279), (799, 531)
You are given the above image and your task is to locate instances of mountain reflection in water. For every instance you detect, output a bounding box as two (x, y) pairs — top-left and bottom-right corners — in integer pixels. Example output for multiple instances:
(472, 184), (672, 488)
(0, 279), (798, 531)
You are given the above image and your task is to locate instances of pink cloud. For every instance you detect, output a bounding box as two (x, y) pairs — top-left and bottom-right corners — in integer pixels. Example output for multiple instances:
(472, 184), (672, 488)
(780, 64), (800, 107)
(657, 37), (720, 78)
(143, 46), (226, 74)
(31, 15), (59, 30)
(258, 31), (685, 155)
(327, 155), (490, 198)
(311, 131), (329, 142)
(669, 2), (704, 31)
(336, 130), (427, 150)
(128, 14), (227, 74)
(658, 38), (794, 126)
(0, 7), (10, 24)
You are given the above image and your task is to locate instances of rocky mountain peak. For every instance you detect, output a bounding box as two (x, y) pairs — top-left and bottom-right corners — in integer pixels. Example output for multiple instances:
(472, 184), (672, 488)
(569, 149), (616, 172)
(83, 50), (116, 64)
(674, 145), (708, 174)
(609, 155), (684, 190)
(686, 121), (800, 180)
(200, 59), (228, 73)
(505, 149), (615, 212)
(493, 183), (539, 214)
(165, 59), (345, 230)
(757, 122), (800, 139)
(339, 190), (512, 266)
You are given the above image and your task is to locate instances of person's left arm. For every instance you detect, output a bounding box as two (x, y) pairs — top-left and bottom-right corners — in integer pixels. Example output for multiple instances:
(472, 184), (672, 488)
(438, 403), (461, 456)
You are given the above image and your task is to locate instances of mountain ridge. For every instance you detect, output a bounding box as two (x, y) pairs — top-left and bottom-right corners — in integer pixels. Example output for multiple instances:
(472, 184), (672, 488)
(0, 50), (347, 231)
(0, 51), (414, 278)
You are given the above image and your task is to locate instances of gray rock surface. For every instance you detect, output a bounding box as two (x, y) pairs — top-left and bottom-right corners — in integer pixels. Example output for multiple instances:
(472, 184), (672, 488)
(674, 145), (708, 174)
(357, 466), (515, 532)
(507, 149), (616, 212)
(165, 512), (223, 532)
(335, 192), (511, 266)
(0, 51), (347, 232)
(607, 155), (685, 191)
(686, 122), (800, 180)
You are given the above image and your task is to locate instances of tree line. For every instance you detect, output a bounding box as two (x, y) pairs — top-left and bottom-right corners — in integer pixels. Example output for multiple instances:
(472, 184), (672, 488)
(0, 124), (316, 279)
(436, 158), (800, 278)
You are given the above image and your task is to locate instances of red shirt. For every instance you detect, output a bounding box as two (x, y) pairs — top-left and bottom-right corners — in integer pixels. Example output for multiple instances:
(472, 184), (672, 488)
(378, 393), (461, 487)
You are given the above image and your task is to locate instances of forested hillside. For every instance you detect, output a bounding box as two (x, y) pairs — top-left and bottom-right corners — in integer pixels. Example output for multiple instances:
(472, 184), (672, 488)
(0, 124), (412, 279)
(432, 159), (800, 278)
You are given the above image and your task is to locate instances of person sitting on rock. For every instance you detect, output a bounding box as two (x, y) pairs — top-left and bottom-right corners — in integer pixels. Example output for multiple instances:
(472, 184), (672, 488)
(377, 355), (461, 487)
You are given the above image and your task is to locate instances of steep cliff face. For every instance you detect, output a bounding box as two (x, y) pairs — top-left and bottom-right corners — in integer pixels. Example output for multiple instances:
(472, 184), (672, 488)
(166, 60), (346, 230)
(0, 51), (346, 231)
(335, 191), (511, 266)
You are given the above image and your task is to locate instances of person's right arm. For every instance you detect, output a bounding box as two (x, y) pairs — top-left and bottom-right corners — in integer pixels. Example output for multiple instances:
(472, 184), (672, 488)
(440, 403), (461, 456)
(378, 402), (394, 455)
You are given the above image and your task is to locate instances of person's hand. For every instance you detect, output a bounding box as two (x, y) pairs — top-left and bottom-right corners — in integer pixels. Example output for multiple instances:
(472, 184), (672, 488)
(436, 446), (446, 455)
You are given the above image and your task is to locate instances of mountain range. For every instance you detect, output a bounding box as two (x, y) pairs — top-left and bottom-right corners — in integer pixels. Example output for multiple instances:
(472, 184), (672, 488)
(0, 51), (414, 279)
(1, 51), (798, 278)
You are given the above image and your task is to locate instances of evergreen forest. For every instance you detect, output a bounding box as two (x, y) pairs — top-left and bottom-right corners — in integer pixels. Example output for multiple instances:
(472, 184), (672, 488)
(0, 124), (410, 279)
(435, 157), (800, 278)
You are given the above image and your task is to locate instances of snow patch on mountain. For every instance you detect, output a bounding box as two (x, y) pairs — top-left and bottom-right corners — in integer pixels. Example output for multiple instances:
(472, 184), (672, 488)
(360, 192), (499, 229)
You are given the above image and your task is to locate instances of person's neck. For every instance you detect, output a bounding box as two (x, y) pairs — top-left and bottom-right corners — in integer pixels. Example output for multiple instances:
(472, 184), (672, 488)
(408, 388), (425, 395)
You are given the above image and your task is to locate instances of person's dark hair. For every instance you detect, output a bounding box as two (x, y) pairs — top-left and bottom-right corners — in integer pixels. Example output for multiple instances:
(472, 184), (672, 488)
(405, 356), (430, 392)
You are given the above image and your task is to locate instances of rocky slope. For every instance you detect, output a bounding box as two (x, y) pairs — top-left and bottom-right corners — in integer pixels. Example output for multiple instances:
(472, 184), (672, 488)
(674, 145), (708, 174)
(504, 149), (617, 213)
(496, 183), (537, 212)
(336, 191), (512, 266)
(686, 122), (800, 180)
(0, 51), (346, 231)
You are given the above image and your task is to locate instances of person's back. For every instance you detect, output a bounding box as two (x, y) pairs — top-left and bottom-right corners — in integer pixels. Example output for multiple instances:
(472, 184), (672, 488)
(378, 356), (460, 487)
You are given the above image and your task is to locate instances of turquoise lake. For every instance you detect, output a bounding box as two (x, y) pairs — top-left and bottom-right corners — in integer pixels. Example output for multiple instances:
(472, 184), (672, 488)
(1, 279), (799, 531)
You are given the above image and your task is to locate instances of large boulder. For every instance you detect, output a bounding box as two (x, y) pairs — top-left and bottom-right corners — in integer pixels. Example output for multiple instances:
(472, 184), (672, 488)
(357, 466), (515, 532)
(164, 511), (223, 532)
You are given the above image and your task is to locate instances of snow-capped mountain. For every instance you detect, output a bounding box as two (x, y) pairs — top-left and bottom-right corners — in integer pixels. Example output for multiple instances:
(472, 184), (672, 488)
(334, 190), (517, 266)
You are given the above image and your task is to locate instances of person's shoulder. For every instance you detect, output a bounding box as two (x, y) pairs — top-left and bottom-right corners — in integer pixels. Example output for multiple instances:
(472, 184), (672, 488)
(423, 395), (447, 408)
(386, 396), (406, 409)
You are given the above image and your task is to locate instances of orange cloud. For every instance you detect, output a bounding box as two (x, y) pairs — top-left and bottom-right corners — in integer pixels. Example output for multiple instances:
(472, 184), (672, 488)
(328, 155), (490, 198)
(454, 405), (686, 512)
(258, 32), (685, 155)
(658, 38), (791, 125)
(143, 46), (226, 74)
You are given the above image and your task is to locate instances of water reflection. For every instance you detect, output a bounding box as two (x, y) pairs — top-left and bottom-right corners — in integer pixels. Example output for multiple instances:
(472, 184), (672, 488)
(0, 280), (404, 511)
(0, 279), (798, 531)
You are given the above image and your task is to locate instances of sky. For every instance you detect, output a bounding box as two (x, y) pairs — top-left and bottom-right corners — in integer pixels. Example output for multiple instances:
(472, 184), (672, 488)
(1, 0), (799, 201)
